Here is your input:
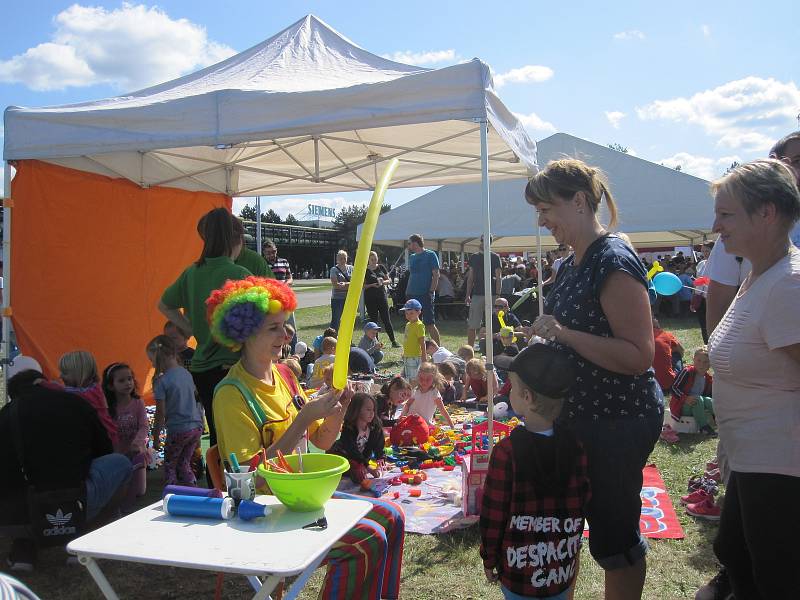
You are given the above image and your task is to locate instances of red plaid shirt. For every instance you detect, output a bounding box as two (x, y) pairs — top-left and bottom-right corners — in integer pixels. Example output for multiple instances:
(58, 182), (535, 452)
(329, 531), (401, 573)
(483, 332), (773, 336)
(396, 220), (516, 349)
(479, 426), (590, 597)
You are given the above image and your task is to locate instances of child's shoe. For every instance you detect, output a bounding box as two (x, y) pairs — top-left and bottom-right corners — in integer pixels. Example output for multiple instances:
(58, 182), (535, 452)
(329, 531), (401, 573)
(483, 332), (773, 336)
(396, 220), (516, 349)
(660, 425), (679, 443)
(681, 488), (713, 506)
(687, 474), (705, 492)
(699, 424), (718, 437)
(686, 497), (721, 520)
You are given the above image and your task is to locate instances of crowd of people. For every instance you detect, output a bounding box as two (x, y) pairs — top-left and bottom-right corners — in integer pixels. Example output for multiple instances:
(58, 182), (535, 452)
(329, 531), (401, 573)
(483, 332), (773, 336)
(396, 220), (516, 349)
(1, 129), (798, 600)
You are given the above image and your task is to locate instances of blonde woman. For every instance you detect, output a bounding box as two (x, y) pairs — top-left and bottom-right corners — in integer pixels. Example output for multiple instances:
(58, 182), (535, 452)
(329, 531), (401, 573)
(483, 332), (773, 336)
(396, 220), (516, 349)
(329, 249), (353, 330)
(526, 159), (660, 600)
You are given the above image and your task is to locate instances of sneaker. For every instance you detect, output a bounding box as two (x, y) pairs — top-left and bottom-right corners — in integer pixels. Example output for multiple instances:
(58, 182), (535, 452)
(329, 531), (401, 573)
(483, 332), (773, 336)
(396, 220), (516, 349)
(695, 567), (733, 600)
(705, 468), (722, 482)
(391, 341), (401, 348)
(660, 426), (679, 443)
(706, 459), (718, 471)
(700, 425), (718, 437)
(681, 488), (712, 506)
(688, 474), (705, 492)
(686, 497), (721, 520)
(7, 538), (36, 572)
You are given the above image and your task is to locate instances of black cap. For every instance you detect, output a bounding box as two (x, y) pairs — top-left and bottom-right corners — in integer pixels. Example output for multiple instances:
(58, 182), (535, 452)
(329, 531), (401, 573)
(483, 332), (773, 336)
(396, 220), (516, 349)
(507, 344), (575, 399)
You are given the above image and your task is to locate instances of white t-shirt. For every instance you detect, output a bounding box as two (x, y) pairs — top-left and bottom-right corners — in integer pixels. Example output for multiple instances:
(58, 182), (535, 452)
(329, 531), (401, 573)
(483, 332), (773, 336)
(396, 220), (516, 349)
(694, 259), (708, 297)
(407, 387), (442, 424)
(708, 247), (800, 477)
(431, 347), (455, 364)
(707, 223), (800, 286)
(551, 256), (565, 276)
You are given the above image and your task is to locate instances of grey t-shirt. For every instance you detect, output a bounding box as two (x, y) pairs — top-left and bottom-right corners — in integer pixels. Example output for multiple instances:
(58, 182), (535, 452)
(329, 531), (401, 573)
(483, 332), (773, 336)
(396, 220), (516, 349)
(153, 366), (203, 434)
(330, 264), (354, 299)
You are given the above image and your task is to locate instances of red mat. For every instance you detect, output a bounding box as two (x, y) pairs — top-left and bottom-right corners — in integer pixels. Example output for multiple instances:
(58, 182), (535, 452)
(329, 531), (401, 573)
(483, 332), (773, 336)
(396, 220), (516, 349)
(584, 464), (684, 539)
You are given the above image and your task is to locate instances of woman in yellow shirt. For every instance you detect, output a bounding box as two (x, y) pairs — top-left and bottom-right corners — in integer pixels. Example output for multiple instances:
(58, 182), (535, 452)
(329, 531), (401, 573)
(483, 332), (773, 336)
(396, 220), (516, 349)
(208, 276), (404, 600)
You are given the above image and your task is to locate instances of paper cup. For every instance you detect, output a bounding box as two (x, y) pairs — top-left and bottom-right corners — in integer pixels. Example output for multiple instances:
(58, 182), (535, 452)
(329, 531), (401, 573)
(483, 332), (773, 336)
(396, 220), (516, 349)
(224, 468), (256, 501)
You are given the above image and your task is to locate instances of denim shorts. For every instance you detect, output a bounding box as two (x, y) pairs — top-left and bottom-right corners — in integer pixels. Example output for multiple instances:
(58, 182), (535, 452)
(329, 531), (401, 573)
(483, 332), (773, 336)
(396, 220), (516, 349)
(403, 357), (421, 380)
(502, 584), (571, 600)
(85, 453), (132, 521)
(407, 293), (436, 325)
(568, 414), (662, 570)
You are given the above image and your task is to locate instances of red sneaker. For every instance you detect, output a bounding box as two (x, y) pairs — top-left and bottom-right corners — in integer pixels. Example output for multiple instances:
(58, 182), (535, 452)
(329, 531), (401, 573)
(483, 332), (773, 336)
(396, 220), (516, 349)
(660, 426), (679, 443)
(706, 459), (719, 471)
(680, 488), (712, 506)
(686, 497), (721, 520)
(705, 468), (722, 482)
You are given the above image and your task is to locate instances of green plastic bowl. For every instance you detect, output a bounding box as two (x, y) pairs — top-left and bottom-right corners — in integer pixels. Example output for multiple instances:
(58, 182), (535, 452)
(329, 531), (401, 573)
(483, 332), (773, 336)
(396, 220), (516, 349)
(256, 453), (349, 512)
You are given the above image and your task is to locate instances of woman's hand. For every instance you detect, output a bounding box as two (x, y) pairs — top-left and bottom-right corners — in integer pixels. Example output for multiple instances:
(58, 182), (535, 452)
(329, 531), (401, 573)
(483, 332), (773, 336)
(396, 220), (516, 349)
(532, 315), (565, 341)
(301, 387), (344, 421)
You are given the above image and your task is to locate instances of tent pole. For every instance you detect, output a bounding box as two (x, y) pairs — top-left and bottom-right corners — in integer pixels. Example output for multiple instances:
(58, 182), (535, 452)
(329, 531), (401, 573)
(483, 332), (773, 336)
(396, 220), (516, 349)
(479, 120), (495, 451)
(2, 161), (11, 391)
(255, 196), (262, 253)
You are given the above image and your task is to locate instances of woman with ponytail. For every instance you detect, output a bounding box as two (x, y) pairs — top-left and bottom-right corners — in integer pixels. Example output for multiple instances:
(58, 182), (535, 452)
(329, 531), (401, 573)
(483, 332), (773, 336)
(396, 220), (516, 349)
(525, 159), (661, 599)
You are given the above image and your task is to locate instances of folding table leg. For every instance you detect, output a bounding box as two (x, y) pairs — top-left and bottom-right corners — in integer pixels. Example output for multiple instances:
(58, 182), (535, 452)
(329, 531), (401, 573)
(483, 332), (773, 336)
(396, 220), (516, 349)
(281, 553), (327, 600)
(250, 574), (281, 600)
(78, 556), (120, 600)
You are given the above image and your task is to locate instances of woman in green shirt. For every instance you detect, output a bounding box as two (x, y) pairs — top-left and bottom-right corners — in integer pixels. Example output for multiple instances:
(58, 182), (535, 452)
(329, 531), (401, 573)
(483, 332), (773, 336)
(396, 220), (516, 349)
(158, 208), (251, 446)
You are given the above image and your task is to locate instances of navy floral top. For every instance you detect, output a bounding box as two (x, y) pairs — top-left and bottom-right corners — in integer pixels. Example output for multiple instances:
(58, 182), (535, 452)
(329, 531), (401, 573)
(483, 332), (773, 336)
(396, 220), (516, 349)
(544, 234), (662, 421)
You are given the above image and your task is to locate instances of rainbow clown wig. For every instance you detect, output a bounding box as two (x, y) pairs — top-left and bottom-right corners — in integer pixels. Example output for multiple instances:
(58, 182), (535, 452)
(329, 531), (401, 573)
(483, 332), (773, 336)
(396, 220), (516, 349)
(206, 276), (297, 351)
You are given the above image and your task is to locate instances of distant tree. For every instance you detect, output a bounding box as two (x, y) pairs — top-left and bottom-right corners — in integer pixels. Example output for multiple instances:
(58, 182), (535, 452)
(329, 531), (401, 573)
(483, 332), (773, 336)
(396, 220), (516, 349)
(263, 209), (282, 224)
(607, 143), (629, 154)
(239, 204), (257, 221)
(724, 161), (740, 175)
(284, 213), (300, 225)
(333, 203), (392, 250)
(674, 164), (682, 172)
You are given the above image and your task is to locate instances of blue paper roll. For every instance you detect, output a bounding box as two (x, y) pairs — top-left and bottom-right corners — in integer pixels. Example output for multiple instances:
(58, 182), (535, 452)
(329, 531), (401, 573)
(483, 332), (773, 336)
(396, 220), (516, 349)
(163, 494), (233, 520)
(237, 500), (272, 521)
(162, 485), (223, 499)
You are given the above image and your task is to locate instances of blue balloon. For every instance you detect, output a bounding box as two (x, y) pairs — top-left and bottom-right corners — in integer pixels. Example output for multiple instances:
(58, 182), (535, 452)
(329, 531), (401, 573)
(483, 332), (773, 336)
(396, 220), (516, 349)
(653, 272), (683, 296)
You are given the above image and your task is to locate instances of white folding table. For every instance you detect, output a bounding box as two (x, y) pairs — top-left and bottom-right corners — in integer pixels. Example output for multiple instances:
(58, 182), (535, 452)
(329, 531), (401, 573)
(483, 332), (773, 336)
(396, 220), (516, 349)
(67, 495), (372, 600)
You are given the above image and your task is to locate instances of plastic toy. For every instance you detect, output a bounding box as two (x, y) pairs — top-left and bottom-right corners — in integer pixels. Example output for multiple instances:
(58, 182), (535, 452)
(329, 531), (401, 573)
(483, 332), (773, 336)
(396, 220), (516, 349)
(647, 260), (664, 280)
(462, 420), (512, 516)
(390, 415), (430, 447)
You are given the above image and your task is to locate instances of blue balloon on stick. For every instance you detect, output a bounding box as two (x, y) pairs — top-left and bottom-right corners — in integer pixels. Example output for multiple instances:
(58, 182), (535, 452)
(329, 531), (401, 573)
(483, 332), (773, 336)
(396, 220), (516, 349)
(653, 272), (683, 296)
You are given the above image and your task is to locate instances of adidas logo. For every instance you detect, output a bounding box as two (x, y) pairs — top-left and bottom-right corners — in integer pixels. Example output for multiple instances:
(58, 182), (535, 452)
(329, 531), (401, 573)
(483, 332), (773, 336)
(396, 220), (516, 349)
(43, 508), (77, 537)
(46, 509), (73, 527)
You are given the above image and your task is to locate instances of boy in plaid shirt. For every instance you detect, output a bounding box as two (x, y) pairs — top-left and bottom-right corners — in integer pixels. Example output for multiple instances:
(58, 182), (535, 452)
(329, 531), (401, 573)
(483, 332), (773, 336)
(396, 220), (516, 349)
(480, 344), (591, 599)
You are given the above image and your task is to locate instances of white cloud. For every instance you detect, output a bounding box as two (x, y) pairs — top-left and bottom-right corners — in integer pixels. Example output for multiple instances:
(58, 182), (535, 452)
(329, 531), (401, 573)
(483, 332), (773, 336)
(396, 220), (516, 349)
(494, 65), (554, 87)
(613, 30), (645, 41)
(658, 152), (741, 180)
(637, 77), (800, 152)
(382, 49), (456, 65)
(234, 196), (349, 220)
(513, 112), (557, 135)
(605, 110), (626, 129)
(0, 3), (235, 91)
(701, 24), (712, 38)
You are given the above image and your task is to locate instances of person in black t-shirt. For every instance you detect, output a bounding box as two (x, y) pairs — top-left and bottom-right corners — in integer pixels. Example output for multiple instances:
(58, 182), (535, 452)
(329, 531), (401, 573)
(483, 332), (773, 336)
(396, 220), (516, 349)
(363, 251), (399, 347)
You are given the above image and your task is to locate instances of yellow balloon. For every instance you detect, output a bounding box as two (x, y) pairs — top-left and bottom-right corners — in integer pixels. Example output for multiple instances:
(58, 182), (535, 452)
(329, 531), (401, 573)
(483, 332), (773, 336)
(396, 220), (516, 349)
(332, 159), (400, 389)
(646, 260), (664, 280)
(497, 310), (507, 330)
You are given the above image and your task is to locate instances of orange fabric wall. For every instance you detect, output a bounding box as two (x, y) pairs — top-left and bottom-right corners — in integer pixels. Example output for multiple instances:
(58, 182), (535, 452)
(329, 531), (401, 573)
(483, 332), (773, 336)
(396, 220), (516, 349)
(10, 160), (231, 395)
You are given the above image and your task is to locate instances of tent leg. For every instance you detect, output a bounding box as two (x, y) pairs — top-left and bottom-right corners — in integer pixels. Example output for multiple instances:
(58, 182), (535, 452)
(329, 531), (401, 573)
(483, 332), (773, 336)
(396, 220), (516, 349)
(2, 161), (12, 392)
(256, 196), (262, 253)
(479, 120), (495, 449)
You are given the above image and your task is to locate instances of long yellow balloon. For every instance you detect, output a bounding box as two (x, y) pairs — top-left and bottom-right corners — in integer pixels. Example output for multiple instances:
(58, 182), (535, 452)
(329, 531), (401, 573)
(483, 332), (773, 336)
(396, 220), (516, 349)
(332, 159), (400, 389)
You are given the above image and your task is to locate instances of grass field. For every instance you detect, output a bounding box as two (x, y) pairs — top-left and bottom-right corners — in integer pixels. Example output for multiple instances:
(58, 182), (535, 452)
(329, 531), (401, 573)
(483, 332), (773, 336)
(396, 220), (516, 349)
(2, 308), (721, 599)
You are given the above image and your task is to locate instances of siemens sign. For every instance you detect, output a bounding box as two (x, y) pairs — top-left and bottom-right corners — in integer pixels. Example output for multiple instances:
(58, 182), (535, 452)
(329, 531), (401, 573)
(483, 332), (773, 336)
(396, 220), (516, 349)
(308, 204), (336, 218)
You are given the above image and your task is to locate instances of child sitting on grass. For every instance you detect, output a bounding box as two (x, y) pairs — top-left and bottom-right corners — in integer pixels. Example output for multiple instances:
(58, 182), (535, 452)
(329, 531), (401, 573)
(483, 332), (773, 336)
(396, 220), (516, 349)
(50, 350), (118, 446)
(461, 358), (499, 405)
(400, 299), (427, 380)
(308, 336), (337, 388)
(328, 392), (386, 484)
(358, 322), (385, 365)
(437, 360), (461, 405)
(671, 345), (716, 436)
(400, 361), (454, 427)
(480, 344), (590, 599)
(375, 376), (413, 427)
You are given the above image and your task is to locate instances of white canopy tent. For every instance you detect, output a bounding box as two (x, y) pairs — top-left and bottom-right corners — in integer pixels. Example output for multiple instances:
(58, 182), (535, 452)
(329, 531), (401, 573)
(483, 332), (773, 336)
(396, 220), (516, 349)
(4, 14), (533, 435)
(363, 132), (715, 253)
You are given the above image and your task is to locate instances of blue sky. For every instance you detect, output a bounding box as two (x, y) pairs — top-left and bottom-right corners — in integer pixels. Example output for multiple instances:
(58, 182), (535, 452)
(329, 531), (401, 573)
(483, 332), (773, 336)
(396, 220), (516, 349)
(2, 1), (798, 217)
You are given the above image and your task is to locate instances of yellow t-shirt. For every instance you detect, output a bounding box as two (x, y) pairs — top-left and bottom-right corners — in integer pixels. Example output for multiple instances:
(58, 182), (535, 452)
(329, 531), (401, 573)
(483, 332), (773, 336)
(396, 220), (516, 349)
(213, 361), (322, 465)
(403, 319), (426, 358)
